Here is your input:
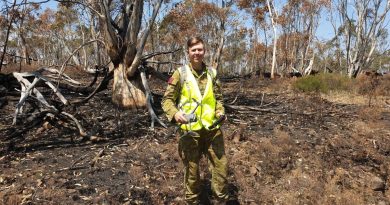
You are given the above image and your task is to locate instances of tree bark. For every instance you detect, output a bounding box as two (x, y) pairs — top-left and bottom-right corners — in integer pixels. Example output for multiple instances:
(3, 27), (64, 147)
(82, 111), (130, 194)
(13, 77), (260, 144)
(267, 0), (278, 79)
(339, 0), (390, 78)
(0, 0), (17, 72)
(87, 0), (162, 109)
(212, 21), (225, 69)
(112, 63), (146, 109)
(90, 14), (101, 68)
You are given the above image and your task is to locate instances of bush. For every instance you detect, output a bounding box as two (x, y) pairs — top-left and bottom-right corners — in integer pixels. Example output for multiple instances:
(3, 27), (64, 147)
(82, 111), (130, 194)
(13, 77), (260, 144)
(293, 73), (353, 94)
(356, 74), (390, 97)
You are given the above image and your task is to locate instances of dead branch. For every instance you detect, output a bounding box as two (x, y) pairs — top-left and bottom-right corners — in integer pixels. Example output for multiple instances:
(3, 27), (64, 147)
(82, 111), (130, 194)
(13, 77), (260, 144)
(88, 65), (109, 87)
(42, 79), (68, 105)
(37, 67), (81, 86)
(139, 66), (167, 129)
(88, 67), (100, 87)
(4, 67), (92, 95)
(57, 39), (106, 84)
(145, 65), (169, 82)
(142, 48), (182, 61)
(70, 69), (114, 105)
(145, 60), (182, 65)
(228, 81), (244, 104)
(11, 70), (91, 138)
(127, 0), (163, 77)
(225, 104), (282, 114)
(61, 111), (87, 136)
(12, 72), (59, 125)
(14, 0), (50, 7)
(57, 82), (97, 95)
(229, 95), (239, 105)
(14, 70), (70, 105)
(90, 148), (105, 167)
(71, 153), (90, 168)
(56, 165), (90, 172)
(56, 152), (91, 172)
(36, 66), (110, 96)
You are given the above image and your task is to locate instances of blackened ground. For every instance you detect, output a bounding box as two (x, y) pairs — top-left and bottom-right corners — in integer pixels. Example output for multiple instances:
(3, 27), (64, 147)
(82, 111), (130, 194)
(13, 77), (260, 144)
(0, 72), (389, 205)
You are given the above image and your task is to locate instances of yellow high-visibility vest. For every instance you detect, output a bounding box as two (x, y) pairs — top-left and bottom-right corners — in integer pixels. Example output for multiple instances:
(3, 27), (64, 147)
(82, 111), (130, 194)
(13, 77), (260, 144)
(178, 65), (219, 131)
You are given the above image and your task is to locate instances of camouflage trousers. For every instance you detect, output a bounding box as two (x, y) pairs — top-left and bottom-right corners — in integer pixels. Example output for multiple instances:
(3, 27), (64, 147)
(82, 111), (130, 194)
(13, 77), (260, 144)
(178, 128), (228, 204)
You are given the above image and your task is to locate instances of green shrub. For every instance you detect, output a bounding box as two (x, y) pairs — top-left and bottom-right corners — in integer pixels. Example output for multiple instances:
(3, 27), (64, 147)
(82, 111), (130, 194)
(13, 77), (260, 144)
(293, 73), (353, 94)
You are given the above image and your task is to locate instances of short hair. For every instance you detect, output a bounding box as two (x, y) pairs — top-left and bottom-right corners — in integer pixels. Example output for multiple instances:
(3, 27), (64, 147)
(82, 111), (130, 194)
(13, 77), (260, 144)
(187, 37), (204, 50)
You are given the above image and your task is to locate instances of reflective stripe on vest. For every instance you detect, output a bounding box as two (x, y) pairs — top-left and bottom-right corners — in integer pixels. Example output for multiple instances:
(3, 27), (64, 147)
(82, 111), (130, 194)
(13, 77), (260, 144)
(178, 65), (218, 131)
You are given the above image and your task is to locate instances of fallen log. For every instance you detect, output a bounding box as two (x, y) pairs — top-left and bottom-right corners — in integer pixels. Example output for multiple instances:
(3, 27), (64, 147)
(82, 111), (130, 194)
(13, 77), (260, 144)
(9, 67), (93, 138)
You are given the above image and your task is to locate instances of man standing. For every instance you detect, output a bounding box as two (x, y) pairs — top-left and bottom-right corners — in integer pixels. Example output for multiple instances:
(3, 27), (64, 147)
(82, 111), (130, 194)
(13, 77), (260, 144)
(162, 37), (229, 204)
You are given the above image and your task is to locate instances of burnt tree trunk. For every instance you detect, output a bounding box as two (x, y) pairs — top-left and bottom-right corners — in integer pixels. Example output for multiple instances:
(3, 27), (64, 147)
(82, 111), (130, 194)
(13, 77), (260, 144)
(89, 0), (162, 109)
(112, 63), (146, 109)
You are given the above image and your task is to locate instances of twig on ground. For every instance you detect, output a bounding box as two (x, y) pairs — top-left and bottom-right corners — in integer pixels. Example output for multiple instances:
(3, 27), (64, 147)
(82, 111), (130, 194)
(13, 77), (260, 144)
(226, 104), (282, 114)
(56, 165), (90, 172)
(71, 153), (90, 168)
(260, 92), (265, 106)
(61, 111), (87, 136)
(228, 81), (243, 105)
(90, 148), (105, 167)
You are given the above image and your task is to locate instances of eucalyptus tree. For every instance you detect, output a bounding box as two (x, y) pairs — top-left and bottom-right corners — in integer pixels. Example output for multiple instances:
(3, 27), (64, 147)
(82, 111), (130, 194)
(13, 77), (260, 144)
(4, 0), (166, 137)
(279, 0), (329, 76)
(0, 0), (17, 71)
(35, 8), (63, 65)
(158, 0), (233, 71)
(336, 0), (390, 77)
(237, 0), (278, 78)
(266, 0), (278, 78)
(61, 0), (164, 109)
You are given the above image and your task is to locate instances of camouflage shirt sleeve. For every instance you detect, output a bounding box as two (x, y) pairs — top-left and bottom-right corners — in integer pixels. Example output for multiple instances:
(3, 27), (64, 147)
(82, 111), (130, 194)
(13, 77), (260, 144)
(214, 75), (225, 115)
(161, 70), (181, 122)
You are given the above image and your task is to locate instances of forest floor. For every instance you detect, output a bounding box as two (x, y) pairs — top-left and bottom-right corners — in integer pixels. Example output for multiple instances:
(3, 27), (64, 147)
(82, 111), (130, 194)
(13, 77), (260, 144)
(0, 67), (390, 205)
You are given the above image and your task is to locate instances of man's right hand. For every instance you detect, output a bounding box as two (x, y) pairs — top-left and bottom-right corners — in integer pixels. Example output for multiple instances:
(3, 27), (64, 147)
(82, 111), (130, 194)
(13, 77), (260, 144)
(174, 111), (189, 124)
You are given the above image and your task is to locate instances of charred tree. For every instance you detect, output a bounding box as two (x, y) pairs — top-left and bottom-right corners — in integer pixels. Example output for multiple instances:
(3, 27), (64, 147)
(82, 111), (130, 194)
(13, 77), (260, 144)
(86, 0), (163, 109)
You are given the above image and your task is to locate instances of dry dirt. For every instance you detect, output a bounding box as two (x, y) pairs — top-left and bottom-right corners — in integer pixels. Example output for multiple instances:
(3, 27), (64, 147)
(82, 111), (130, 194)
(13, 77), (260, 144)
(1, 70), (390, 205)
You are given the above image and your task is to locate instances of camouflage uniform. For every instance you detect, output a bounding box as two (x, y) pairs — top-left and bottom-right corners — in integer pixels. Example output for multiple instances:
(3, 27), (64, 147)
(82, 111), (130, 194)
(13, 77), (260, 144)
(162, 64), (228, 204)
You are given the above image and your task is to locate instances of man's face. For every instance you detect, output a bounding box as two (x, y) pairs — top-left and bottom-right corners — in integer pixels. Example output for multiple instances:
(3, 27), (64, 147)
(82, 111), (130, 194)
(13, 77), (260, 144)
(188, 42), (205, 65)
